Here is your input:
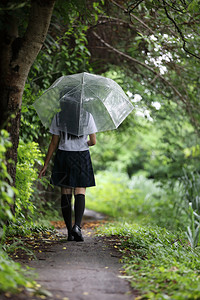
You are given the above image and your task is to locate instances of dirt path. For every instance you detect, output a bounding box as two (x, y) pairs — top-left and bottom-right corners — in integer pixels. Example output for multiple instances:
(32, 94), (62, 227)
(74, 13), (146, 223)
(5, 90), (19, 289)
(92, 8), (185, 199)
(26, 226), (134, 300)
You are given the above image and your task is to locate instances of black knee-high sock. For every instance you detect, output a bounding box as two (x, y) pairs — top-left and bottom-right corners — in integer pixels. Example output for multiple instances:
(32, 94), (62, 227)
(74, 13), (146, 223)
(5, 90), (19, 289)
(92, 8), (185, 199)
(74, 194), (85, 227)
(61, 194), (72, 234)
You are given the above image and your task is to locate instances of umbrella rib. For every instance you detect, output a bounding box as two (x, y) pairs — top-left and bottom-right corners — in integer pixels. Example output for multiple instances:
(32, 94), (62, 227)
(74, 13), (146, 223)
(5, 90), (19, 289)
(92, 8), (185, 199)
(86, 82), (133, 109)
(84, 83), (128, 127)
(86, 84), (117, 126)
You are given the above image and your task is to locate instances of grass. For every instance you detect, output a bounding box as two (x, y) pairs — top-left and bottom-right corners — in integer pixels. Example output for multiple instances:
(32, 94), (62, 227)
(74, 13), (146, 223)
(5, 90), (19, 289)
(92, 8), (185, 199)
(86, 171), (200, 299)
(97, 222), (200, 299)
(0, 221), (56, 295)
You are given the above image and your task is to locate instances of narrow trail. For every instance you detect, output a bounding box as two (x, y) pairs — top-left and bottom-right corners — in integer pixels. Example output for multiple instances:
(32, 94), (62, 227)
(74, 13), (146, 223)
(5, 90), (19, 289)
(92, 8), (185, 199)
(27, 226), (134, 300)
(2, 211), (136, 300)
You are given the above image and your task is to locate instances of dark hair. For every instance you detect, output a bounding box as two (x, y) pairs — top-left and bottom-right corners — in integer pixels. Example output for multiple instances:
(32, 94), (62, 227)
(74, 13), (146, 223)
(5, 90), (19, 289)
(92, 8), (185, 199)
(59, 131), (83, 140)
(67, 133), (83, 139)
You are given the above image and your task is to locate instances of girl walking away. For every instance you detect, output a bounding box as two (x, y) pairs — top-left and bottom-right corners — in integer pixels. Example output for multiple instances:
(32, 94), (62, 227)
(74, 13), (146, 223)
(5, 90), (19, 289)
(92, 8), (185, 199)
(39, 113), (96, 242)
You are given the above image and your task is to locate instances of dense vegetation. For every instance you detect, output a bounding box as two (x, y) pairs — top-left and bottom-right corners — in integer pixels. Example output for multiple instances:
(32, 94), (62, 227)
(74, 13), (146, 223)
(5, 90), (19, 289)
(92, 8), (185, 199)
(87, 171), (200, 298)
(0, 0), (200, 298)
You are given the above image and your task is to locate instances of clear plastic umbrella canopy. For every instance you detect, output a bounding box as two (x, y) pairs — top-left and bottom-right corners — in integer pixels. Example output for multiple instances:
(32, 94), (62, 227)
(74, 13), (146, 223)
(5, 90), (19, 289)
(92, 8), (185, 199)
(33, 72), (133, 136)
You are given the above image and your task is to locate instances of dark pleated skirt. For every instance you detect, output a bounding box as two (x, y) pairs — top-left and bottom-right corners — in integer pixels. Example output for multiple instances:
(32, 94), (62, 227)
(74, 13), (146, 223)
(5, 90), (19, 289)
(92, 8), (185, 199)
(50, 149), (95, 188)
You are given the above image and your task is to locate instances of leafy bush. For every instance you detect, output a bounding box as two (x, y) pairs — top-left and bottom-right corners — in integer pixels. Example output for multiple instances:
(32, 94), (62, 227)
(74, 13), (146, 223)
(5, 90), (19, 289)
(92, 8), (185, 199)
(15, 140), (44, 221)
(97, 222), (200, 299)
(0, 248), (33, 293)
(0, 131), (34, 294)
(5, 221), (55, 239)
(86, 171), (189, 230)
(87, 171), (138, 218)
(20, 84), (45, 143)
(0, 130), (16, 239)
(177, 170), (200, 248)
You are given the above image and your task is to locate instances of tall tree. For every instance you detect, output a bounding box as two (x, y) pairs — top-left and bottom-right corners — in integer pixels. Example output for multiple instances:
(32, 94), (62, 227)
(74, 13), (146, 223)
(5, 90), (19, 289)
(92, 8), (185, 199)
(0, 0), (56, 185)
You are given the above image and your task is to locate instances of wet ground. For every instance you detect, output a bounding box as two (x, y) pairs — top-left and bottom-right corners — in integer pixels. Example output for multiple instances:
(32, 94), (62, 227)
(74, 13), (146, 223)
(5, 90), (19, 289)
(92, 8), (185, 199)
(26, 227), (134, 300)
(0, 212), (136, 300)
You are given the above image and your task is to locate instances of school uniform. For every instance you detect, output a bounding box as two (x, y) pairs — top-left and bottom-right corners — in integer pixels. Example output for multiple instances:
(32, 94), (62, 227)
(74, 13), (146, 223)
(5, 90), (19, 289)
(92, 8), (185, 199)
(49, 114), (96, 188)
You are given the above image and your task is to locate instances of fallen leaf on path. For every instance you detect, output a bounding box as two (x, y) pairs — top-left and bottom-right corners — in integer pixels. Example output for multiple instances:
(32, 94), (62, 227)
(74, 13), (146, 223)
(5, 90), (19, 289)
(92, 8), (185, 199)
(5, 292), (11, 297)
(118, 275), (134, 279)
(83, 292), (89, 295)
(35, 288), (53, 297)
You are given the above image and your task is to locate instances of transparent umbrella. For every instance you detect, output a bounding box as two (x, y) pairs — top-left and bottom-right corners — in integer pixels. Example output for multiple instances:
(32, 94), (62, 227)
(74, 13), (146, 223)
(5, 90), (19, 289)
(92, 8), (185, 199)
(33, 72), (133, 136)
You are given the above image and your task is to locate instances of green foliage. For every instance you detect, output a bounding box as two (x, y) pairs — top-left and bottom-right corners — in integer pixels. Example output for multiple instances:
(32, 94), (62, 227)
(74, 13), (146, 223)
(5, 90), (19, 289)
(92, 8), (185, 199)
(5, 221), (55, 239)
(0, 248), (33, 293)
(97, 222), (200, 299)
(87, 171), (136, 218)
(86, 171), (189, 231)
(15, 140), (44, 221)
(0, 132), (35, 295)
(20, 84), (46, 143)
(0, 130), (16, 238)
(178, 170), (200, 248)
(186, 205), (200, 250)
(29, 12), (93, 90)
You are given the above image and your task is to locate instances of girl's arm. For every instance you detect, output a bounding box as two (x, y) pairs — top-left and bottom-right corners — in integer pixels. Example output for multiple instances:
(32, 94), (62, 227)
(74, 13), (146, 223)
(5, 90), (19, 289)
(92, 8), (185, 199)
(39, 134), (60, 178)
(87, 133), (96, 147)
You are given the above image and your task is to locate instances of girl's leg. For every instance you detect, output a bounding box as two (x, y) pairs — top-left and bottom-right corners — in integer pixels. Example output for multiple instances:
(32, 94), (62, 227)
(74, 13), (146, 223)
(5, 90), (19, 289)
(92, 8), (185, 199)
(74, 187), (86, 226)
(61, 187), (73, 241)
(61, 187), (73, 195)
(72, 187), (86, 242)
(74, 187), (86, 196)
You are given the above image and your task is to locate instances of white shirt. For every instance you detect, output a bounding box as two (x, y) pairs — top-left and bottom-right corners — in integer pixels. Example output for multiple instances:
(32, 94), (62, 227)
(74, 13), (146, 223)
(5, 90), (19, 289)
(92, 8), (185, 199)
(49, 114), (97, 151)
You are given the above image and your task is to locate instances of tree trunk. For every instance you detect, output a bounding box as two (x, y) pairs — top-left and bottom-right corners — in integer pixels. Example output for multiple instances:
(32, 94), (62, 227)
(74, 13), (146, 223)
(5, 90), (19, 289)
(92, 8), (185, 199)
(0, 0), (56, 190)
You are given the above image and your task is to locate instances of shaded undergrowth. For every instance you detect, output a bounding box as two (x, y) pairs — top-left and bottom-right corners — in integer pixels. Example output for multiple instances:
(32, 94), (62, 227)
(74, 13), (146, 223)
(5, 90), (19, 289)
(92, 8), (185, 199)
(96, 222), (200, 299)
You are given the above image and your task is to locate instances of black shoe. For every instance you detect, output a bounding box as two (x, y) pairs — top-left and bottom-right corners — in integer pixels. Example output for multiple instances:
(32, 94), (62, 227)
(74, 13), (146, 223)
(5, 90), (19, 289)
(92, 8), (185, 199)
(71, 225), (84, 242)
(67, 234), (74, 241)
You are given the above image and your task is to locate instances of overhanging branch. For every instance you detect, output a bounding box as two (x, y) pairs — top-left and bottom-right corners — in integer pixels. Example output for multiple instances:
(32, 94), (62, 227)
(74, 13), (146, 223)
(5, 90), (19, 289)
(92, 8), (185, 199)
(110, 0), (200, 60)
(127, 0), (146, 13)
(92, 31), (187, 104)
(162, 0), (200, 60)
(110, 0), (156, 36)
